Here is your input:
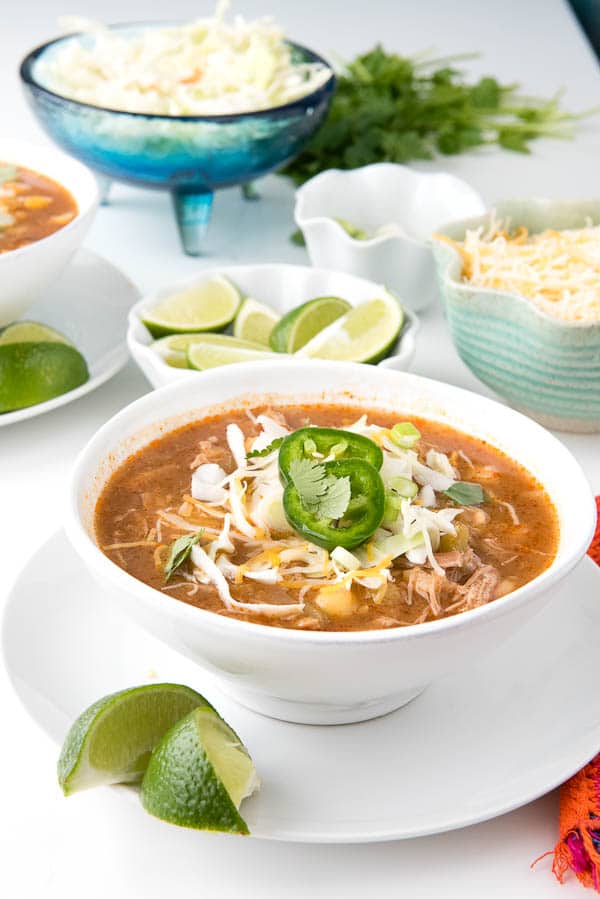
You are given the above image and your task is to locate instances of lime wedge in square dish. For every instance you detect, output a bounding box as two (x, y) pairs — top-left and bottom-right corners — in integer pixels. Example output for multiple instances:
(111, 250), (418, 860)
(153, 332), (270, 368)
(233, 298), (280, 346)
(187, 341), (275, 370)
(295, 291), (404, 363)
(269, 296), (351, 353)
(142, 276), (241, 338)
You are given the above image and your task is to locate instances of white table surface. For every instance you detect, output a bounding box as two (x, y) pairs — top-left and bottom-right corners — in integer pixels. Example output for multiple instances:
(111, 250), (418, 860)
(2, 1), (600, 896)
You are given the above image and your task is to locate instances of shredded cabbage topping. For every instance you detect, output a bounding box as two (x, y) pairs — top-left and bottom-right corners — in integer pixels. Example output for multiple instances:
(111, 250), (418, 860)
(159, 414), (477, 620)
(40, 2), (332, 116)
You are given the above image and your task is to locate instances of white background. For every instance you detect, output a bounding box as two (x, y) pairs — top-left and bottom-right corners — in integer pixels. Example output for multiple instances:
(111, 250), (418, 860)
(1, 0), (600, 896)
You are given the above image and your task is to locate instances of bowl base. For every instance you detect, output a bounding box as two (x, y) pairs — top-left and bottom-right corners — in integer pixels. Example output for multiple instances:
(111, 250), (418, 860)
(171, 186), (214, 256)
(215, 683), (427, 725)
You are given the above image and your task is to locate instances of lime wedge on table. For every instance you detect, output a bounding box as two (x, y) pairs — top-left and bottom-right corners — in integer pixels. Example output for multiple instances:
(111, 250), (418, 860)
(0, 342), (88, 412)
(58, 683), (212, 795)
(187, 342), (275, 370)
(0, 320), (72, 346)
(233, 298), (280, 346)
(269, 296), (351, 353)
(153, 333), (269, 369)
(141, 707), (258, 834)
(142, 276), (241, 338)
(296, 292), (404, 363)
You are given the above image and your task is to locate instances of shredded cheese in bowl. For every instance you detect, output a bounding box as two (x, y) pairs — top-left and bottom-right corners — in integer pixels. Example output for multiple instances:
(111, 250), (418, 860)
(440, 217), (600, 323)
(37, 2), (332, 116)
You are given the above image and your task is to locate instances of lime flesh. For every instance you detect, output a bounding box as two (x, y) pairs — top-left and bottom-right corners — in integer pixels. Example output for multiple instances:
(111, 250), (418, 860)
(187, 342), (275, 370)
(0, 341), (89, 412)
(269, 296), (351, 353)
(153, 332), (269, 368)
(296, 292), (404, 363)
(58, 684), (213, 795)
(141, 707), (258, 834)
(0, 321), (72, 346)
(233, 298), (280, 346)
(142, 277), (241, 338)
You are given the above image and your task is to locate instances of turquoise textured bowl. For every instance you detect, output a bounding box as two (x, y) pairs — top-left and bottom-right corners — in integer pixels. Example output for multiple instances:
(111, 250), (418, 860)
(432, 199), (600, 433)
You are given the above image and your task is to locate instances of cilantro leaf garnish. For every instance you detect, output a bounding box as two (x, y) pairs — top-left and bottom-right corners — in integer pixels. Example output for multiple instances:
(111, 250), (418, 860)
(164, 531), (203, 582)
(288, 458), (351, 520)
(246, 437), (284, 459)
(444, 482), (485, 505)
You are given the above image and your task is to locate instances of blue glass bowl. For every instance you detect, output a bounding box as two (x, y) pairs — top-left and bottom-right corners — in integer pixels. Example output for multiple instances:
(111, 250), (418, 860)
(20, 24), (335, 254)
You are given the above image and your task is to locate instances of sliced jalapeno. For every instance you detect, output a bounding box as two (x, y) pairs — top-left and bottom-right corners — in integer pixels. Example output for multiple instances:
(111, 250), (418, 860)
(282, 458), (385, 550)
(279, 427), (383, 483)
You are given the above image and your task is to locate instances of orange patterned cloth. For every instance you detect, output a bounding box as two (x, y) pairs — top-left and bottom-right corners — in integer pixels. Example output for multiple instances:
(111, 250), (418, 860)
(551, 497), (600, 889)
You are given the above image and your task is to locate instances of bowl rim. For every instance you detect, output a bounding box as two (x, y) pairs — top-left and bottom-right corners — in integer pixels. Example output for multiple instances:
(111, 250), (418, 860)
(19, 22), (336, 123)
(65, 359), (597, 645)
(125, 261), (420, 381)
(0, 137), (99, 263)
(294, 163), (485, 250)
(432, 201), (600, 331)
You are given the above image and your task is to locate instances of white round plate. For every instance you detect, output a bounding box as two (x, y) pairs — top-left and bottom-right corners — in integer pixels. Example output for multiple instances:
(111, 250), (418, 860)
(0, 248), (139, 426)
(3, 531), (600, 844)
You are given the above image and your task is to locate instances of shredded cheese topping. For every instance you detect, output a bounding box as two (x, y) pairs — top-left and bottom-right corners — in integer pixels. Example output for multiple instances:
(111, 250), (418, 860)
(441, 217), (600, 323)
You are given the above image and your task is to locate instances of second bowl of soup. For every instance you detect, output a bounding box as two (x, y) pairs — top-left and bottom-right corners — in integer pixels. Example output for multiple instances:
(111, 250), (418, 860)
(65, 361), (595, 724)
(0, 138), (98, 325)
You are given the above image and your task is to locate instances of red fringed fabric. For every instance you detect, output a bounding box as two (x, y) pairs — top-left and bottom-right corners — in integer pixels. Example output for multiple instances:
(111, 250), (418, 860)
(551, 496), (600, 889)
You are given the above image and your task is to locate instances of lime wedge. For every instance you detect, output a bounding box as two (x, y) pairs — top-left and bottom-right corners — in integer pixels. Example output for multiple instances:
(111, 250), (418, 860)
(57, 684), (212, 795)
(153, 333), (269, 369)
(0, 342), (89, 412)
(233, 298), (280, 346)
(187, 341), (275, 371)
(141, 707), (258, 834)
(0, 321), (72, 346)
(142, 277), (241, 338)
(296, 292), (404, 363)
(269, 296), (351, 353)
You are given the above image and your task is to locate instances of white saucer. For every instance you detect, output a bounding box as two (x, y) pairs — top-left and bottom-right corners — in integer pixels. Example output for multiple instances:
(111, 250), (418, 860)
(3, 530), (600, 844)
(0, 248), (139, 426)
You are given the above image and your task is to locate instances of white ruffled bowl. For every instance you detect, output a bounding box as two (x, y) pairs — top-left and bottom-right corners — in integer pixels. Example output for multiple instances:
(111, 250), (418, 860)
(128, 263), (419, 388)
(294, 163), (485, 312)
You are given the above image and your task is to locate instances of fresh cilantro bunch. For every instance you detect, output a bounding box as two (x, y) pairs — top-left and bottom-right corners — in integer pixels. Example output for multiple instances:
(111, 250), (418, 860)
(283, 46), (594, 184)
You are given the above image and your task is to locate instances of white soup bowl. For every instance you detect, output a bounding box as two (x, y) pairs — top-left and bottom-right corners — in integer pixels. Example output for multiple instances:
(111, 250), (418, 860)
(65, 361), (595, 725)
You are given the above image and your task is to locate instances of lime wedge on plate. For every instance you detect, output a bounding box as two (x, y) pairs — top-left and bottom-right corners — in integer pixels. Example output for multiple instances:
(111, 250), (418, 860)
(187, 342), (275, 370)
(269, 296), (351, 353)
(58, 683), (212, 795)
(153, 333), (268, 369)
(142, 276), (241, 338)
(141, 707), (259, 834)
(233, 298), (280, 346)
(296, 292), (404, 363)
(0, 321), (72, 346)
(0, 342), (89, 412)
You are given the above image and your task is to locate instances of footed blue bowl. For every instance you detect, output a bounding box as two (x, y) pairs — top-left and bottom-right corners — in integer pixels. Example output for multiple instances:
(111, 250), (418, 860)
(20, 24), (334, 255)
